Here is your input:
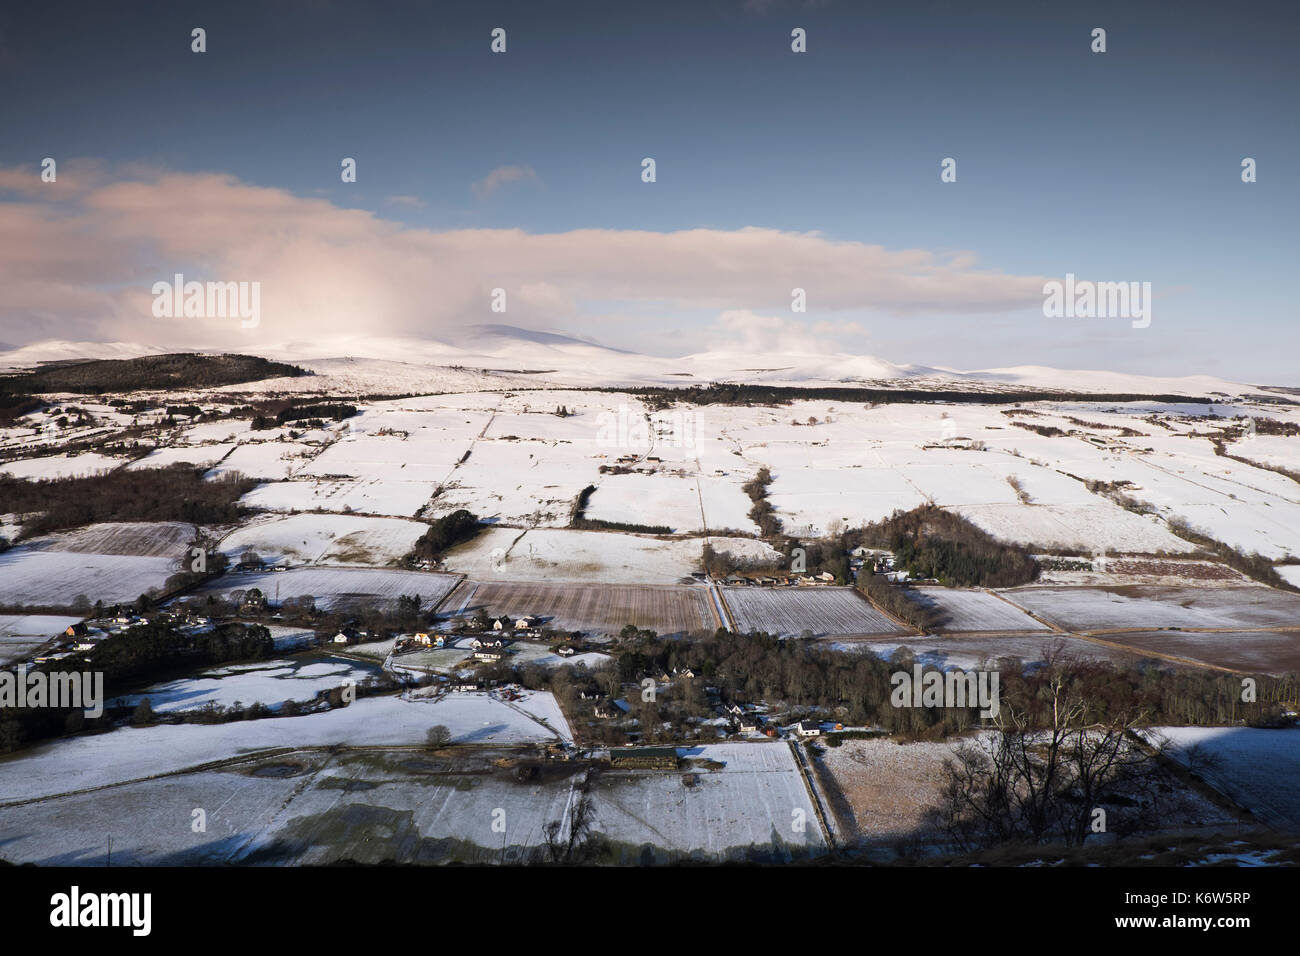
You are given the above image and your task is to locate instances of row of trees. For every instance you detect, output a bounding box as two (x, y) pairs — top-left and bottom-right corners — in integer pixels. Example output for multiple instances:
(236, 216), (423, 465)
(1, 465), (257, 539)
(742, 467), (783, 537)
(622, 383), (1216, 409)
(538, 626), (1298, 739)
(857, 571), (934, 632)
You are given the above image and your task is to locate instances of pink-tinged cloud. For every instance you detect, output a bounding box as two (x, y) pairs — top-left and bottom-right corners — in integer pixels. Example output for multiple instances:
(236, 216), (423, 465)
(0, 166), (1049, 350)
(471, 164), (540, 199)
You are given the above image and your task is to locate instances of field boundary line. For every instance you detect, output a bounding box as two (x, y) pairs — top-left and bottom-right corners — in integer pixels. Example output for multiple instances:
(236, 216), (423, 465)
(788, 740), (836, 852)
(1066, 632), (1239, 673)
(0, 746), (303, 809)
(985, 589), (1064, 633)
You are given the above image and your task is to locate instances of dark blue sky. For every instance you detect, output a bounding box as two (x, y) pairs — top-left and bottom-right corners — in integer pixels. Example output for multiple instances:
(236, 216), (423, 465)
(2, 0), (1297, 380)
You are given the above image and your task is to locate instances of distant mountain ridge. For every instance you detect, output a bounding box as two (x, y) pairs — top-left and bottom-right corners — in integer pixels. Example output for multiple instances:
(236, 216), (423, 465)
(0, 331), (1281, 400)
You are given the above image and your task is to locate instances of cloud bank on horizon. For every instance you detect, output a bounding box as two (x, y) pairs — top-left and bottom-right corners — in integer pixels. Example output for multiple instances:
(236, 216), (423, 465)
(0, 163), (1050, 359)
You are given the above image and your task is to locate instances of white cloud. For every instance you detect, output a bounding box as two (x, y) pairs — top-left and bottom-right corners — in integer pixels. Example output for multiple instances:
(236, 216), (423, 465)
(0, 166), (1048, 352)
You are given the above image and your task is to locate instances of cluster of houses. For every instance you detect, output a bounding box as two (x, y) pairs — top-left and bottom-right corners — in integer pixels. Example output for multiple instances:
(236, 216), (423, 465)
(713, 571), (841, 587)
(849, 547), (896, 576)
(388, 612), (583, 664)
(32, 606), (214, 665)
(694, 547), (899, 588)
(234, 558), (288, 574)
(717, 703), (823, 738)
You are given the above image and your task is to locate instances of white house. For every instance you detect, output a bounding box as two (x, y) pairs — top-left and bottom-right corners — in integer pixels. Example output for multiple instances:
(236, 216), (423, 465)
(795, 720), (821, 737)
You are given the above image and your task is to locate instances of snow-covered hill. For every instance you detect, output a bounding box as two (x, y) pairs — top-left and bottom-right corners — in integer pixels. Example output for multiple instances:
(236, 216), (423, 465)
(0, 326), (1280, 399)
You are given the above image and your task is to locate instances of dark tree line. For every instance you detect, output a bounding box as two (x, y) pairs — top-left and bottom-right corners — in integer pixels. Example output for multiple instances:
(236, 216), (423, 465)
(576, 627), (1298, 738)
(622, 383), (1222, 410)
(407, 509), (481, 562)
(853, 505), (1039, 588)
(0, 621), (273, 754)
(1, 465), (257, 539)
(570, 485), (671, 534)
(0, 353), (306, 395)
(742, 467), (783, 538)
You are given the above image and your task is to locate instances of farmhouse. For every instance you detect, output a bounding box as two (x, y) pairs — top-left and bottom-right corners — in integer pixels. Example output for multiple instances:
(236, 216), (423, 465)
(795, 720), (821, 737)
(474, 647), (507, 662)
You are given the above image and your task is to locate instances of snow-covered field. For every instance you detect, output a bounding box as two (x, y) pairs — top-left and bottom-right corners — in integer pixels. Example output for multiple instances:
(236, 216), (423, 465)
(127, 443), (237, 471)
(434, 439), (598, 528)
(6, 387), (1299, 568)
(1002, 585), (1300, 632)
(239, 476), (438, 518)
(954, 502), (1193, 553)
(217, 513), (427, 566)
(0, 740), (822, 865)
(0, 613), (81, 663)
(1099, 629), (1300, 674)
(444, 579), (717, 638)
(721, 586), (905, 638)
(0, 452), (120, 479)
(24, 521), (194, 557)
(0, 548), (175, 606)
(109, 655), (382, 714)
(442, 526), (775, 586)
(594, 743), (825, 862)
(0, 690), (573, 805)
(909, 587), (1051, 632)
(585, 472), (759, 534)
(192, 565), (460, 611)
(847, 633), (1131, 671)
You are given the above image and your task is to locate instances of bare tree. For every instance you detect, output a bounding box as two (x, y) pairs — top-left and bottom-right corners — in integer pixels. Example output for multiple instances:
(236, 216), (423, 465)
(535, 774), (606, 864)
(928, 672), (1167, 852)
